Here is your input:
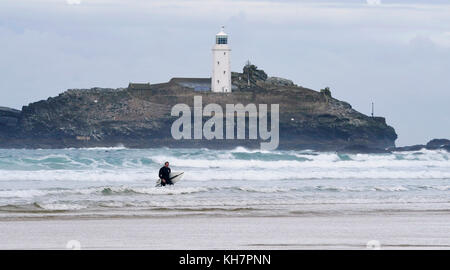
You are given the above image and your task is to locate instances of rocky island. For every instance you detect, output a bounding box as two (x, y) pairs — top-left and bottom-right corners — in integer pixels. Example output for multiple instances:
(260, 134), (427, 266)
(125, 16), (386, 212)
(0, 65), (398, 152)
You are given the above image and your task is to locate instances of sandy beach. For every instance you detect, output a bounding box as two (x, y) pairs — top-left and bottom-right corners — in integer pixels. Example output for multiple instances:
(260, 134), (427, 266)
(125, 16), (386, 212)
(1, 212), (450, 250)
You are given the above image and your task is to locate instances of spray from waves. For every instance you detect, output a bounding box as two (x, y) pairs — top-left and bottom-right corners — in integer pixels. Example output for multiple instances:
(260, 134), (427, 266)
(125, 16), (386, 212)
(231, 152), (311, 162)
(0, 169), (154, 182)
(150, 148), (450, 169)
(0, 170), (449, 182)
(0, 147), (449, 182)
(0, 187), (99, 198)
(187, 169), (450, 181)
(1, 167), (450, 182)
(0, 186), (211, 200)
(63, 145), (128, 151)
(229, 146), (273, 154)
(0, 152), (157, 171)
(35, 202), (87, 211)
(0, 202), (87, 212)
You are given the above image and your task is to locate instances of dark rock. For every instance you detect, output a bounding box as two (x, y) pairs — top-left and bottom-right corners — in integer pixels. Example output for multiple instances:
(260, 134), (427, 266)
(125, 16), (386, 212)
(338, 144), (391, 154)
(266, 77), (294, 87)
(0, 107), (21, 117)
(243, 64), (267, 82)
(0, 116), (18, 127)
(388, 138), (450, 152)
(0, 107), (21, 128)
(320, 87), (332, 98)
(389, 145), (426, 152)
(231, 64), (268, 89)
(426, 139), (450, 149)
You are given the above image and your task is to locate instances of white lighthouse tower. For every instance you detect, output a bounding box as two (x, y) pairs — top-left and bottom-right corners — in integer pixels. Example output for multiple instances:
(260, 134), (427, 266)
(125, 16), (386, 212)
(212, 27), (231, 93)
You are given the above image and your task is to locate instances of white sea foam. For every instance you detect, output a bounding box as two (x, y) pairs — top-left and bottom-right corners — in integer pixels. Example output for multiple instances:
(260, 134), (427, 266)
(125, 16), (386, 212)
(0, 169), (152, 182)
(36, 203), (86, 211)
(230, 146), (273, 154)
(63, 145), (128, 151)
(0, 166), (449, 182)
(0, 189), (47, 198)
(237, 186), (297, 193)
(101, 186), (210, 195)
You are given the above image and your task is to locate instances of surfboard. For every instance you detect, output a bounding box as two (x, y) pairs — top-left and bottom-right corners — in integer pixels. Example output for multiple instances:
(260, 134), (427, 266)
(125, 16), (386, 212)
(155, 171), (184, 187)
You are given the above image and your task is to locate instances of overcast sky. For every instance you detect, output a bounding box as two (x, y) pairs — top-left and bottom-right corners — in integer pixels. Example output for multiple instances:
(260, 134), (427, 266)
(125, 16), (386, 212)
(1, 0), (449, 146)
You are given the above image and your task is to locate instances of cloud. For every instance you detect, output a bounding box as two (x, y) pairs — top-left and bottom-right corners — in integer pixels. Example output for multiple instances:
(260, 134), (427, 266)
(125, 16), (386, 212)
(1, 0), (450, 146)
(66, 0), (81, 5)
(367, 0), (381, 5)
(430, 32), (450, 48)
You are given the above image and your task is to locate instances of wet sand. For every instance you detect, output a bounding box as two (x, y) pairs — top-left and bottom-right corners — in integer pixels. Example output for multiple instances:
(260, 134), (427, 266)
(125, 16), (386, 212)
(1, 213), (450, 249)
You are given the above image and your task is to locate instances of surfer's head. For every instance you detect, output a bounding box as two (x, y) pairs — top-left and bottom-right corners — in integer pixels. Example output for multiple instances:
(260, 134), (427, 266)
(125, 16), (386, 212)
(164, 161), (169, 167)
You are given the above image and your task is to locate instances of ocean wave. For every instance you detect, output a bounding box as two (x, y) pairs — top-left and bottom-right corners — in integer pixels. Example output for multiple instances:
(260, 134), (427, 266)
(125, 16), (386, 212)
(0, 167), (449, 182)
(149, 152), (450, 170)
(35, 202), (87, 211)
(0, 189), (48, 198)
(0, 202), (86, 212)
(0, 153), (158, 171)
(2, 184), (450, 202)
(63, 145), (128, 151)
(189, 170), (450, 181)
(236, 186), (298, 193)
(2, 198), (450, 217)
(229, 146), (273, 154)
(0, 148), (448, 174)
(0, 169), (154, 182)
(0, 186), (211, 199)
(100, 186), (210, 195)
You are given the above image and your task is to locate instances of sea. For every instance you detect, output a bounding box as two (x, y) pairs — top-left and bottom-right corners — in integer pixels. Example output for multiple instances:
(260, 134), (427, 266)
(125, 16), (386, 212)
(1, 147), (450, 220)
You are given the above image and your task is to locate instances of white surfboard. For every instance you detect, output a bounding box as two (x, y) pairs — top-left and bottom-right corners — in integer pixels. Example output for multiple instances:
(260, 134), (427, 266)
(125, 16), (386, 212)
(155, 171), (184, 187)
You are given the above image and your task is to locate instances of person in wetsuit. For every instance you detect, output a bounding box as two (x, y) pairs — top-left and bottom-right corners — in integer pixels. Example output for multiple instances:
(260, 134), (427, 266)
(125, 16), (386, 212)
(158, 161), (172, 186)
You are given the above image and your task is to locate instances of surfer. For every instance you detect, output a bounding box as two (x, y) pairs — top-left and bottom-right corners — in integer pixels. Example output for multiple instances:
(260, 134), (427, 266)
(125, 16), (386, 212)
(158, 161), (173, 186)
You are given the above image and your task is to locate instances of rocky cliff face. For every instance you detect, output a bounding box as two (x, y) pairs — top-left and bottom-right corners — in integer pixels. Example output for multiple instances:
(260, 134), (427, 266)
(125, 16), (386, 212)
(0, 107), (21, 140)
(0, 107), (20, 127)
(0, 67), (397, 151)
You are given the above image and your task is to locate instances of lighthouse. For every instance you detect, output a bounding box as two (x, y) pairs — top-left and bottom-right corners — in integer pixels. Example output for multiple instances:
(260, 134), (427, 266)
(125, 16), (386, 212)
(212, 27), (231, 93)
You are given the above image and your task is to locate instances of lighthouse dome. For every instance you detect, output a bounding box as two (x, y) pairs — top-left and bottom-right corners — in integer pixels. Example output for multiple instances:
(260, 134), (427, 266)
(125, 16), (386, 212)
(216, 30), (227, 36)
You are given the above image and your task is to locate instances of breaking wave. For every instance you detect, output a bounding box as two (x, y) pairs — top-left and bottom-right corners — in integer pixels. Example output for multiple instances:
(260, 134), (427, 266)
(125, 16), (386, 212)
(0, 147), (449, 218)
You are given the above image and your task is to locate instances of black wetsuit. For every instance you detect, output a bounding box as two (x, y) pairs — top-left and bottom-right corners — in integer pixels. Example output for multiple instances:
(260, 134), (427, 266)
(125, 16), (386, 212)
(159, 166), (172, 186)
